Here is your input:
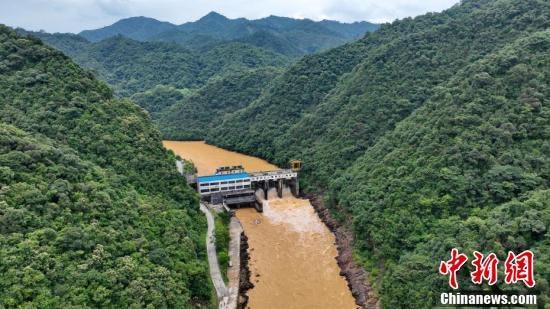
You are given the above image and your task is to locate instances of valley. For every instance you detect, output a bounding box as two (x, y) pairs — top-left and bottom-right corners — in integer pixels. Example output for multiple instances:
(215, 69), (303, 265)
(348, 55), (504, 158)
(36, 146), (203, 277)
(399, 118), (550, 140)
(1, 0), (548, 307)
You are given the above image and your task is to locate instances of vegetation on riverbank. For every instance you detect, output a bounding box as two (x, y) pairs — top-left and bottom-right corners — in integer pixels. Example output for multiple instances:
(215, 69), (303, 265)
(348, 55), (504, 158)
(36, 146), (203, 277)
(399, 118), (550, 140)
(159, 67), (283, 140)
(214, 212), (231, 283)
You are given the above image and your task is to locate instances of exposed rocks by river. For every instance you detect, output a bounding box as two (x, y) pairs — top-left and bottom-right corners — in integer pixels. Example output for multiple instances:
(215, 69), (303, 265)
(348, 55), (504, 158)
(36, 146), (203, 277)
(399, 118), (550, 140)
(306, 194), (379, 309)
(238, 233), (253, 309)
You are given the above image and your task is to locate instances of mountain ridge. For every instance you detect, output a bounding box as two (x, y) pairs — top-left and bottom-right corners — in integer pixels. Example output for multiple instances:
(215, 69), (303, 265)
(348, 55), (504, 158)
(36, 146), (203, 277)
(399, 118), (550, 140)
(77, 12), (379, 56)
(80, 16), (176, 42)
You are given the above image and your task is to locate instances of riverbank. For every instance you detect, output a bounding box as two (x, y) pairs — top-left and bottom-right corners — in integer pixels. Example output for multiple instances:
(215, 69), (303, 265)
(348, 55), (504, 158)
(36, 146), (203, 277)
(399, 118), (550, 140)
(237, 233), (253, 308)
(199, 203), (243, 309)
(226, 217), (243, 308)
(306, 194), (379, 309)
(199, 203), (227, 301)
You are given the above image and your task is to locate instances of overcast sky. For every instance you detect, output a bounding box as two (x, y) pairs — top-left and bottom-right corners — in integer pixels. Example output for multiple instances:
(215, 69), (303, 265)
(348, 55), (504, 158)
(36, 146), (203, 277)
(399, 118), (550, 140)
(0, 0), (460, 33)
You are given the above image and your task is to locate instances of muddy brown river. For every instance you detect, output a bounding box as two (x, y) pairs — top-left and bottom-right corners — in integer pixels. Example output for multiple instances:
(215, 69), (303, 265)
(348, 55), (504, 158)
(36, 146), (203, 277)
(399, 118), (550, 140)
(163, 141), (356, 309)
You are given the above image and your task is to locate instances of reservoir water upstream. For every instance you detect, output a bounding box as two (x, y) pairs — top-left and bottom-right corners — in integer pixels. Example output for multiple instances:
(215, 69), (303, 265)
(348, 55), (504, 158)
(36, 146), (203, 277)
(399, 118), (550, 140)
(163, 141), (356, 308)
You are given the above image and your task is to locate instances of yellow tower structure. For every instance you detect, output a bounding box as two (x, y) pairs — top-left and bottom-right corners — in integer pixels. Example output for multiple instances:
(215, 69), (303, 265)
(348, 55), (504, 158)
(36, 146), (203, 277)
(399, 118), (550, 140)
(290, 160), (302, 172)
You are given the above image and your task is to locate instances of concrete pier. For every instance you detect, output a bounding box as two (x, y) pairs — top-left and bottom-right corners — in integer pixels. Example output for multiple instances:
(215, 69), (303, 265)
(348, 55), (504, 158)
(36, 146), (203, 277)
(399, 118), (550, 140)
(225, 217), (243, 309)
(199, 204), (227, 301)
(200, 203), (244, 309)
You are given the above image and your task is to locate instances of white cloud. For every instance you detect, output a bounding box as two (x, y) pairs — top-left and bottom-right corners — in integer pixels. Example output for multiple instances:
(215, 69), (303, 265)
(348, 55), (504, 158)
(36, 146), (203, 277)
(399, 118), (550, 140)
(0, 0), (459, 33)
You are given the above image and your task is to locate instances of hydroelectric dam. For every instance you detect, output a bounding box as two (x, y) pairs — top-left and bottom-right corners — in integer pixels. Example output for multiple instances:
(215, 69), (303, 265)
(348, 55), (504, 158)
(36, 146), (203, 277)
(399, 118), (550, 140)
(188, 162), (302, 211)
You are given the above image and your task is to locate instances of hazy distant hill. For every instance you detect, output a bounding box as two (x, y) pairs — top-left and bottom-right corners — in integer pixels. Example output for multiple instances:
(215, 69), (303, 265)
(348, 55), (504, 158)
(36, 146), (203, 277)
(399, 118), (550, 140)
(78, 12), (379, 56)
(79, 16), (177, 42)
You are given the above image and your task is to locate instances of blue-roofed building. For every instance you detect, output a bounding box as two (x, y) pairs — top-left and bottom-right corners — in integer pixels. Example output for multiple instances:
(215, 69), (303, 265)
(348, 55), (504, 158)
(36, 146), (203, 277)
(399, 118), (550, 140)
(197, 172), (252, 195)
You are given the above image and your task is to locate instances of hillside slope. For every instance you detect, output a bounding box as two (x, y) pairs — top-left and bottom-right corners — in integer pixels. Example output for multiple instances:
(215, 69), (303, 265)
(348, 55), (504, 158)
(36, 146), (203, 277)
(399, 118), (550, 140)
(336, 29), (549, 307)
(158, 67), (283, 140)
(201, 0), (549, 306)
(208, 0), (549, 188)
(0, 25), (212, 307)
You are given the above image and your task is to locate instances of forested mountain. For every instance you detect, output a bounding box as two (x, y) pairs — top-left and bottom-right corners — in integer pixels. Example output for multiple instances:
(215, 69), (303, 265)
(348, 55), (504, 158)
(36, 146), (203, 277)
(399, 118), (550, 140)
(158, 67), (283, 140)
(21, 31), (289, 97)
(18, 12), (377, 124)
(0, 25), (212, 307)
(78, 12), (379, 56)
(195, 0), (548, 306)
(3, 0), (548, 307)
(337, 30), (549, 306)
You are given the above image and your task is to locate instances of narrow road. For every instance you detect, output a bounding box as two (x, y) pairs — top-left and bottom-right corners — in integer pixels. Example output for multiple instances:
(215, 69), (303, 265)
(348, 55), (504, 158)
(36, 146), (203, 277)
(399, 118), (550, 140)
(199, 203), (229, 307)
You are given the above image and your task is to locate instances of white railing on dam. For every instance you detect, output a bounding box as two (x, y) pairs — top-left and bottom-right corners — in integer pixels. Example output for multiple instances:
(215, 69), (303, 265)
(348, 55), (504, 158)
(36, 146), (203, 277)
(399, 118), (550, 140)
(249, 169), (297, 182)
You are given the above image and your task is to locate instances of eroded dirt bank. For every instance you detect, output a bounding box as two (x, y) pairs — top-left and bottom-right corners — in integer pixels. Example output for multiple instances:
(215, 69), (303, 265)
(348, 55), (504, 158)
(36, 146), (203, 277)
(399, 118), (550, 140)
(305, 193), (379, 309)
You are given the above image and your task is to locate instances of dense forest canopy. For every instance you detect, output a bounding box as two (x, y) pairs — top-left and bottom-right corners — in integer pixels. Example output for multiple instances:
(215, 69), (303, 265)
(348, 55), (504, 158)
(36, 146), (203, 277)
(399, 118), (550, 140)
(337, 29), (549, 306)
(0, 25), (212, 307)
(21, 31), (289, 98)
(158, 67), (283, 140)
(3, 0), (549, 307)
(198, 0), (547, 306)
